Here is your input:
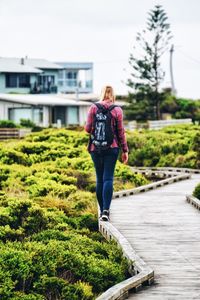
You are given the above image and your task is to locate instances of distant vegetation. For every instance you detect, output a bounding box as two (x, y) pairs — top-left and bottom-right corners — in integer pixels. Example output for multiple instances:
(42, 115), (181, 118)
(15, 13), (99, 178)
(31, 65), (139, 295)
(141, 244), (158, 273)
(0, 119), (38, 129)
(127, 124), (200, 168)
(160, 95), (200, 123)
(0, 120), (17, 128)
(0, 128), (148, 299)
(122, 94), (200, 123)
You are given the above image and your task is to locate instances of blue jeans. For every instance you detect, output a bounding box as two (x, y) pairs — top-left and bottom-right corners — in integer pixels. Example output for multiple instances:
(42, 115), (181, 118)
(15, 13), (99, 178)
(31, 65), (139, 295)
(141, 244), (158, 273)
(90, 148), (119, 213)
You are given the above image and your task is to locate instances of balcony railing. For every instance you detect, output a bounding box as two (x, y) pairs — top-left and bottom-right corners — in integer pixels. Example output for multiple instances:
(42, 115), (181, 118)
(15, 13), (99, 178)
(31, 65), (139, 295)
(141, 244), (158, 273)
(58, 80), (93, 89)
(30, 84), (58, 94)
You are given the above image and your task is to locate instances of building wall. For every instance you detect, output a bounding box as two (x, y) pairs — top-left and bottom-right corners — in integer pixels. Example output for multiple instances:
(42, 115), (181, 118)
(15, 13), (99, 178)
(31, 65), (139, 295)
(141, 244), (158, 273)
(0, 70), (59, 94)
(43, 106), (50, 127)
(79, 106), (89, 126)
(0, 99), (90, 127)
(0, 100), (31, 120)
(57, 62), (93, 94)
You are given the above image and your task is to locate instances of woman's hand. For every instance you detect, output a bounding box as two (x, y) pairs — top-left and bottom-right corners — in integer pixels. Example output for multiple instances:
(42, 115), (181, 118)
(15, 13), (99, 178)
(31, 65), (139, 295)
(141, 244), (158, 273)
(122, 152), (128, 164)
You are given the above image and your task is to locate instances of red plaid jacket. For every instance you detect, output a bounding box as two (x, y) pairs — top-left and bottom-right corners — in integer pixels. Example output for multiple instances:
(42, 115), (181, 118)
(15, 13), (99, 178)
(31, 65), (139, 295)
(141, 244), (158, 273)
(85, 101), (129, 153)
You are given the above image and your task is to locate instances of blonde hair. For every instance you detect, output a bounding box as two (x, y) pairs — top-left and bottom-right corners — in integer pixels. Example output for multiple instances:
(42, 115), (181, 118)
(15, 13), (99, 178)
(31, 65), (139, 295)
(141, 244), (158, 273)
(99, 85), (116, 102)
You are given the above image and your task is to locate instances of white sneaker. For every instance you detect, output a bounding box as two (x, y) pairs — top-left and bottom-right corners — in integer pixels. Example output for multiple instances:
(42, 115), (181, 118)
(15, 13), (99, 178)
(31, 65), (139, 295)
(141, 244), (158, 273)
(101, 210), (110, 221)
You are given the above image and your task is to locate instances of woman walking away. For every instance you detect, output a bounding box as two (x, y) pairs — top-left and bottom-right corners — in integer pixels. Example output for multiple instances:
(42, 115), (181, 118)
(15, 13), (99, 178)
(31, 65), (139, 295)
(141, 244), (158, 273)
(85, 85), (128, 221)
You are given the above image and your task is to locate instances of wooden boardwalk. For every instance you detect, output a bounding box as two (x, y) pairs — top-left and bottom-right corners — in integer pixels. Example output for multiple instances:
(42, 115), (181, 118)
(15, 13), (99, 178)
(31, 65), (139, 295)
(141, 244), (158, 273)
(110, 174), (200, 300)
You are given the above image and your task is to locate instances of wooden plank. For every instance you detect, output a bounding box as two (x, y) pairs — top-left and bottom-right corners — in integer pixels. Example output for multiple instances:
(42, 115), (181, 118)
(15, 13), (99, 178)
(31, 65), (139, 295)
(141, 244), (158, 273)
(110, 173), (200, 299)
(0, 128), (19, 139)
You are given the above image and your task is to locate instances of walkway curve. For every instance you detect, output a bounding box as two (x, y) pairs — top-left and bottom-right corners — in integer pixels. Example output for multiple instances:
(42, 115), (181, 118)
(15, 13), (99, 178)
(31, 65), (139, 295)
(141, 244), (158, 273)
(97, 168), (200, 300)
(112, 169), (200, 300)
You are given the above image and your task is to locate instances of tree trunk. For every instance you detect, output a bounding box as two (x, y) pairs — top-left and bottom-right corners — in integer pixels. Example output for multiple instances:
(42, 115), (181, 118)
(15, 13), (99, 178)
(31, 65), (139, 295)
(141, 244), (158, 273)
(156, 100), (161, 120)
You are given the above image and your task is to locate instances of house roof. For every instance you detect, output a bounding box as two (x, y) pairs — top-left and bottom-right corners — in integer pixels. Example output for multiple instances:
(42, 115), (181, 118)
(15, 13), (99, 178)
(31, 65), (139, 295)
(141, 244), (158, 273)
(0, 93), (127, 107)
(0, 57), (63, 73)
(24, 58), (63, 70)
(56, 62), (93, 70)
(0, 93), (92, 106)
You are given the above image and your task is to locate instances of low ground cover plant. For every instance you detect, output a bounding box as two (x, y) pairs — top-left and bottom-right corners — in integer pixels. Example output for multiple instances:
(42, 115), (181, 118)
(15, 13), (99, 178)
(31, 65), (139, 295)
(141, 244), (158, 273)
(127, 124), (200, 168)
(0, 128), (148, 299)
(193, 183), (200, 200)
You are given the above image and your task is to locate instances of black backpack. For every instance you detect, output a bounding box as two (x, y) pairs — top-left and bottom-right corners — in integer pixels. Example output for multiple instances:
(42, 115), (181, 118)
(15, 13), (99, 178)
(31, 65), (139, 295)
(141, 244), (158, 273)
(90, 103), (118, 151)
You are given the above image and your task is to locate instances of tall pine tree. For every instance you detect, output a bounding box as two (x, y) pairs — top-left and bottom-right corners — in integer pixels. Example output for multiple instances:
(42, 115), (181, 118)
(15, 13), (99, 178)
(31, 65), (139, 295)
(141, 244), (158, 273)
(126, 5), (172, 120)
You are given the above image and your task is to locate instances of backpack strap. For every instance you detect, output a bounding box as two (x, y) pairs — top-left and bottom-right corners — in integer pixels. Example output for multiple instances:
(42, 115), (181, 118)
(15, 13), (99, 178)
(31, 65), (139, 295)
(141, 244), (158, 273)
(94, 103), (118, 111)
(94, 103), (103, 110)
(108, 105), (120, 144)
(108, 104), (118, 112)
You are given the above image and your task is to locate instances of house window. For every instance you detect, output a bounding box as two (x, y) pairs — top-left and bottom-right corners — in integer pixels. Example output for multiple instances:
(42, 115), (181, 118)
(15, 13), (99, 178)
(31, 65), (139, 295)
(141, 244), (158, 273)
(66, 71), (77, 87)
(33, 108), (43, 124)
(5, 73), (30, 88)
(67, 71), (77, 79)
(19, 74), (30, 88)
(9, 107), (43, 125)
(9, 108), (32, 123)
(67, 106), (78, 125)
(6, 74), (18, 87)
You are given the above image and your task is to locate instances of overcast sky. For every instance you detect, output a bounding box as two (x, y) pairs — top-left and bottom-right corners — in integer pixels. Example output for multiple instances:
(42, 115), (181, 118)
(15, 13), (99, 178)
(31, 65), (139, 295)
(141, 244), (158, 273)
(0, 0), (200, 98)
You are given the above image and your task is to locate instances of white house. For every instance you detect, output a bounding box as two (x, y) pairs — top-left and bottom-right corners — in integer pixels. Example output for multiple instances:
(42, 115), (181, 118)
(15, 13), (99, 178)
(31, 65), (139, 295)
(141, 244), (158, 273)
(0, 90), (127, 127)
(0, 93), (94, 127)
(0, 57), (63, 94)
(0, 57), (94, 95)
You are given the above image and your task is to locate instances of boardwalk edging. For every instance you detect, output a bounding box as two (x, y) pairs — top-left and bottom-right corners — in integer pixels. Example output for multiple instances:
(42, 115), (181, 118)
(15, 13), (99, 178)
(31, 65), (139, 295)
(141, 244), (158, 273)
(96, 221), (154, 300)
(186, 194), (200, 211)
(97, 167), (193, 300)
(132, 167), (200, 174)
(113, 171), (191, 199)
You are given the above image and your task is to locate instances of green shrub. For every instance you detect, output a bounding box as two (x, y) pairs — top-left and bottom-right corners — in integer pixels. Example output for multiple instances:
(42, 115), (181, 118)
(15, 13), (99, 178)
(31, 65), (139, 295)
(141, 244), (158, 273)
(20, 119), (36, 128)
(0, 269), (15, 299)
(193, 183), (200, 200)
(16, 142), (50, 155)
(0, 128), (139, 298)
(27, 180), (77, 198)
(0, 225), (24, 242)
(0, 149), (29, 165)
(11, 292), (45, 300)
(0, 165), (10, 188)
(115, 162), (149, 186)
(70, 157), (94, 171)
(0, 120), (17, 128)
(31, 126), (43, 132)
(67, 191), (96, 215)
(0, 237), (128, 298)
(127, 124), (200, 168)
(192, 132), (200, 168)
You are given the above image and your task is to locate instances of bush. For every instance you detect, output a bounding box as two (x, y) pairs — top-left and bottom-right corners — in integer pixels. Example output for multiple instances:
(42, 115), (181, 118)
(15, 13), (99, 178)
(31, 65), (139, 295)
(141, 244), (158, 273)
(0, 149), (29, 165)
(11, 292), (45, 300)
(127, 124), (200, 168)
(27, 180), (77, 198)
(0, 120), (17, 128)
(192, 132), (200, 168)
(0, 237), (128, 299)
(34, 276), (93, 300)
(0, 128), (143, 298)
(114, 162), (149, 186)
(193, 183), (200, 200)
(20, 119), (36, 128)
(0, 165), (10, 188)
